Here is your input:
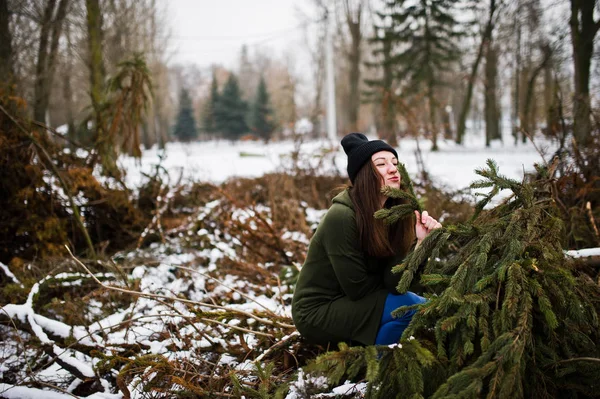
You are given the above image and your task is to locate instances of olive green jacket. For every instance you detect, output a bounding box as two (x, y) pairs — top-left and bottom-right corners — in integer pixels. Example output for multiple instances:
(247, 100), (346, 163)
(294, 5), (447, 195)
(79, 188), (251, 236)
(291, 189), (405, 346)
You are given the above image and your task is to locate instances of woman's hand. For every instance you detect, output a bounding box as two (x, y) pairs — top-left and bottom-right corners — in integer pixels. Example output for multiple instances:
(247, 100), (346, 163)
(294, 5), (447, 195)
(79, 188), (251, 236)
(414, 210), (442, 246)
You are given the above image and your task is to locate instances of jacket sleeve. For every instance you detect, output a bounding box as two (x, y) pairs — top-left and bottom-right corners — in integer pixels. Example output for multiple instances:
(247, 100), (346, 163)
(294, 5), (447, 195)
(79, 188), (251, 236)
(321, 206), (384, 301)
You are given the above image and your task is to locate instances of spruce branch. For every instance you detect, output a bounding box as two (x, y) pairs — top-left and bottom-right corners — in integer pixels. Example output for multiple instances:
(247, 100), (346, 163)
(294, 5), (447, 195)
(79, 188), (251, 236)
(306, 160), (600, 397)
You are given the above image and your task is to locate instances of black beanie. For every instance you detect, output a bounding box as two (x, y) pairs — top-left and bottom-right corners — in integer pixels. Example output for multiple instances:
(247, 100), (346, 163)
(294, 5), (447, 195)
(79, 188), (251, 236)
(341, 133), (398, 183)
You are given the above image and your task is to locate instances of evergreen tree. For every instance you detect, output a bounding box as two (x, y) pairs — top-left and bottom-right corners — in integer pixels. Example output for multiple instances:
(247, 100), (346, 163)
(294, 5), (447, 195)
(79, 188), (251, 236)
(238, 44), (256, 100)
(215, 73), (247, 141)
(369, 0), (465, 151)
(202, 72), (219, 137)
(249, 76), (275, 142)
(173, 88), (198, 142)
(305, 160), (600, 398)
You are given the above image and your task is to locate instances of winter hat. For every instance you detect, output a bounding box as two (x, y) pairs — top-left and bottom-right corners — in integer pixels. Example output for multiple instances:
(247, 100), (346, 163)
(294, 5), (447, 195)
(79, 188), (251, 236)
(341, 133), (398, 183)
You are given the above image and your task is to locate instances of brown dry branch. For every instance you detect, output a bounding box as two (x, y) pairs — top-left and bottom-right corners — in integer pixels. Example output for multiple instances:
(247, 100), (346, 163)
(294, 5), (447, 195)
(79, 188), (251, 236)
(66, 245), (295, 330)
(200, 318), (274, 338)
(137, 294), (217, 344)
(0, 103), (96, 258)
(172, 265), (279, 318)
(30, 120), (86, 149)
(113, 354), (236, 399)
(137, 184), (171, 249)
(520, 127), (549, 165)
(218, 186), (293, 265)
(253, 331), (301, 364)
(137, 166), (185, 250)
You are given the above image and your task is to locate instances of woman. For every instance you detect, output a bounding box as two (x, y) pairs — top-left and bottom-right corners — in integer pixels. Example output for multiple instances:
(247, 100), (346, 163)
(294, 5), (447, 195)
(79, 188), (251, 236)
(292, 133), (442, 346)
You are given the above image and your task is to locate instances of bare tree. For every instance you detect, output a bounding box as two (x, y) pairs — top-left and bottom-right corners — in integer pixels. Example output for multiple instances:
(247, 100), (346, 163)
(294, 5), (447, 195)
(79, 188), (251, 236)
(61, 21), (75, 140)
(364, 26), (398, 147)
(456, 0), (498, 145)
(32, 0), (70, 123)
(86, 0), (105, 114)
(0, 0), (14, 87)
(296, 0), (327, 137)
(342, 0), (364, 133)
(522, 41), (552, 138)
(484, 44), (501, 147)
(569, 0), (599, 145)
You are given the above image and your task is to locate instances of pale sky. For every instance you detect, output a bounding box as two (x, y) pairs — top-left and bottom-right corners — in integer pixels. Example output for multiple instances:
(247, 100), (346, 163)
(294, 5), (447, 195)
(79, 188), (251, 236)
(165, 0), (309, 70)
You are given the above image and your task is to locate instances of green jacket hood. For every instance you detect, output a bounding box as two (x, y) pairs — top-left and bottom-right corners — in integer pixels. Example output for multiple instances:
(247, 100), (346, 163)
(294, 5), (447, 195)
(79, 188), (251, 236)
(332, 189), (354, 210)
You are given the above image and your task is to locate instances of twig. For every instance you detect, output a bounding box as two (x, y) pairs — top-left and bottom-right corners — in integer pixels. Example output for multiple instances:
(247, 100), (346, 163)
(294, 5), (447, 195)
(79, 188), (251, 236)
(0, 103), (96, 259)
(586, 202), (600, 245)
(521, 128), (547, 165)
(30, 120), (86, 149)
(35, 381), (81, 398)
(172, 265), (279, 317)
(253, 331), (300, 363)
(137, 168), (184, 249)
(0, 308), (37, 378)
(200, 318), (274, 338)
(276, 275), (287, 313)
(143, 295), (216, 345)
(218, 187), (292, 264)
(66, 246), (295, 329)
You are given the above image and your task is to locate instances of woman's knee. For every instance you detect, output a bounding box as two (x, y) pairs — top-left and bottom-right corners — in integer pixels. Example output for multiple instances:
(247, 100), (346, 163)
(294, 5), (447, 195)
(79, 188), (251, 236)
(381, 292), (426, 324)
(405, 291), (427, 305)
(385, 291), (426, 310)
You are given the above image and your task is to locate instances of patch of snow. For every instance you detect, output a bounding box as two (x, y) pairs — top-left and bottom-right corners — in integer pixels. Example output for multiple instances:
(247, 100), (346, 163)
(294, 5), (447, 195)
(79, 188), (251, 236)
(0, 262), (23, 287)
(218, 354), (238, 366)
(566, 247), (600, 258)
(51, 344), (95, 378)
(331, 382), (368, 396)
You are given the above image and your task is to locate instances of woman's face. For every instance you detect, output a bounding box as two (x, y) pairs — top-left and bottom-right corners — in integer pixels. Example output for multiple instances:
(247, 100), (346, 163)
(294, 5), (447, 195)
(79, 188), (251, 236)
(371, 151), (400, 189)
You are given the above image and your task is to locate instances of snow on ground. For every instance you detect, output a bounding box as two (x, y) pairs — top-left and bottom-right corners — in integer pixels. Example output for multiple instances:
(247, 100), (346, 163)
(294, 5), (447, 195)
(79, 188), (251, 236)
(1, 129), (564, 398)
(120, 131), (557, 193)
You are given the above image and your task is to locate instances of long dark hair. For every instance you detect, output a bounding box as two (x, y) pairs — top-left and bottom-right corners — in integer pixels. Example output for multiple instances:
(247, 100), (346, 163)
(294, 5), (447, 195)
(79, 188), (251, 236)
(349, 161), (415, 258)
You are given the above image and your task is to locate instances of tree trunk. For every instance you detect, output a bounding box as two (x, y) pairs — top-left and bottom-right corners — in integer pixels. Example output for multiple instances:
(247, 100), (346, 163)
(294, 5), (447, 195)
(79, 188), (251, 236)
(543, 46), (559, 138)
(513, 20), (521, 145)
(456, 0), (496, 145)
(485, 44), (500, 147)
(381, 90), (397, 147)
(383, 35), (397, 147)
(569, 0), (598, 145)
(442, 105), (453, 140)
(86, 0), (106, 113)
(309, 15), (326, 138)
(344, 0), (362, 133)
(522, 44), (552, 141)
(428, 81), (438, 151)
(86, 0), (117, 176)
(0, 0), (13, 88)
(33, 0), (69, 124)
(62, 24), (76, 145)
(33, 0), (56, 122)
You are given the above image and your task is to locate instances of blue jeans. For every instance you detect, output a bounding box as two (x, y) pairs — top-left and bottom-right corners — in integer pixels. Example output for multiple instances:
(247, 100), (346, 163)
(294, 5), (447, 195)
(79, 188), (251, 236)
(374, 292), (426, 345)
